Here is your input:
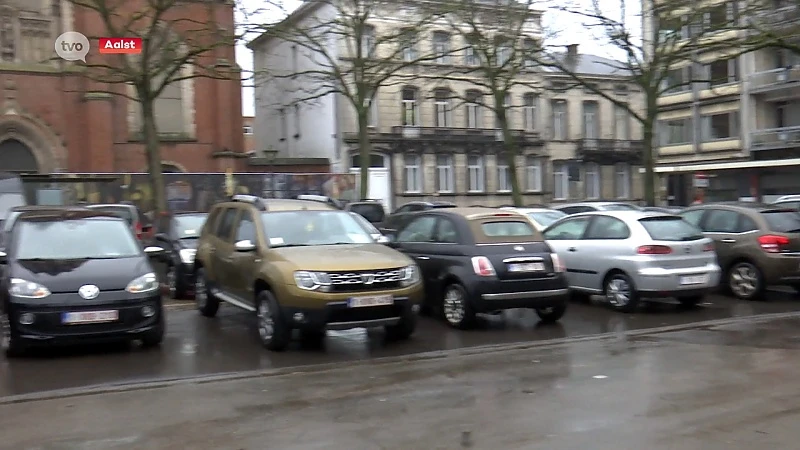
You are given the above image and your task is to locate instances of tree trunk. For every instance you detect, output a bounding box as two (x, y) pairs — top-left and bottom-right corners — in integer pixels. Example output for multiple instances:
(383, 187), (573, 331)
(357, 110), (372, 200)
(500, 113), (523, 207)
(642, 123), (656, 206)
(141, 98), (168, 218)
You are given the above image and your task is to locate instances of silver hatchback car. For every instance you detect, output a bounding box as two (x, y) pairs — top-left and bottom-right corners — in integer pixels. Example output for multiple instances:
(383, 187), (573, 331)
(542, 210), (721, 312)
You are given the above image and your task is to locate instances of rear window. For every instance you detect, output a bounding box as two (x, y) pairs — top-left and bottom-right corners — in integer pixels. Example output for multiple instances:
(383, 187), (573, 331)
(88, 206), (135, 224)
(480, 220), (537, 237)
(602, 203), (639, 211)
(639, 216), (704, 241)
(762, 210), (800, 233)
(349, 203), (385, 223)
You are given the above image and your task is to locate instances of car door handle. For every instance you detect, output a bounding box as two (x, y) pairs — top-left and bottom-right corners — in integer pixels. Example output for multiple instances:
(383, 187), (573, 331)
(416, 256), (430, 260)
(568, 247), (577, 252)
(720, 239), (736, 243)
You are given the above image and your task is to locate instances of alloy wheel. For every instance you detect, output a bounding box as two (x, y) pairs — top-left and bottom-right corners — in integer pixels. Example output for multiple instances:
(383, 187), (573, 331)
(0, 313), (10, 352)
(443, 287), (465, 325)
(730, 263), (759, 298)
(166, 266), (177, 297)
(606, 277), (631, 307)
(195, 276), (207, 309)
(257, 300), (274, 342)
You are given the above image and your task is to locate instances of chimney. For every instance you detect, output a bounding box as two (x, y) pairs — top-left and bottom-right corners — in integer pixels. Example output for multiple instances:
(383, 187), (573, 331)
(567, 44), (578, 58)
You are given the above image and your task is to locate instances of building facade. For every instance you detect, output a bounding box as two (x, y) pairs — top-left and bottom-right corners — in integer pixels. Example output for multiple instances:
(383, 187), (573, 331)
(251, 1), (644, 209)
(0, 0), (246, 175)
(243, 116), (255, 152)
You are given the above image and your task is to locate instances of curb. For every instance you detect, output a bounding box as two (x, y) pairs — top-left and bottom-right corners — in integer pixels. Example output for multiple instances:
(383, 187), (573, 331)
(3, 310), (800, 406)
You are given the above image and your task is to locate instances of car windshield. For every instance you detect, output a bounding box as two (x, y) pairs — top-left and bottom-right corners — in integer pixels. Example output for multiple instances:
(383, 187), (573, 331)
(762, 210), (800, 233)
(14, 218), (142, 260)
(174, 215), (207, 238)
(601, 203), (640, 211)
(349, 203), (384, 223)
(528, 211), (566, 227)
(87, 205), (134, 224)
(349, 212), (380, 234)
(261, 211), (374, 247)
(639, 216), (704, 241)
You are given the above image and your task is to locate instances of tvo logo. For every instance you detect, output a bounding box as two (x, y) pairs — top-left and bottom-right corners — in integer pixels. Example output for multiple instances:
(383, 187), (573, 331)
(55, 31), (90, 62)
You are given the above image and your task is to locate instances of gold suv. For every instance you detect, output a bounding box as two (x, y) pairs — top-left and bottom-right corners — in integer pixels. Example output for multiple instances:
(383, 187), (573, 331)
(194, 195), (423, 351)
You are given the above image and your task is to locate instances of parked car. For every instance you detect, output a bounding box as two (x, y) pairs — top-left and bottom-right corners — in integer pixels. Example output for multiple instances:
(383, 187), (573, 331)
(643, 206), (683, 214)
(349, 211), (390, 243)
(152, 212), (209, 299)
(194, 195), (423, 351)
(86, 203), (153, 242)
(0, 209), (165, 356)
(771, 194), (800, 211)
(678, 202), (800, 300)
(382, 201), (457, 233)
(552, 201), (643, 215)
(345, 200), (386, 229)
(501, 207), (567, 231)
(385, 207), (570, 328)
(543, 210), (720, 312)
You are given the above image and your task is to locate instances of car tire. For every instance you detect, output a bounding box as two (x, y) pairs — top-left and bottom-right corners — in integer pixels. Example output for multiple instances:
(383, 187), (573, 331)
(385, 310), (417, 340)
(604, 272), (640, 313)
(535, 303), (567, 323)
(1, 312), (24, 357)
(727, 261), (765, 301)
(140, 316), (165, 348)
(677, 295), (704, 307)
(165, 264), (186, 300)
(441, 283), (476, 330)
(195, 268), (220, 317)
(570, 291), (592, 303)
(256, 290), (291, 352)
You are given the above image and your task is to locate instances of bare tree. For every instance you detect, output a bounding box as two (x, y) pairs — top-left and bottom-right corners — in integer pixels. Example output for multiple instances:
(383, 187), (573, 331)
(66, 0), (240, 216)
(256, 0), (449, 199)
(741, 2), (800, 55)
(533, 0), (755, 205)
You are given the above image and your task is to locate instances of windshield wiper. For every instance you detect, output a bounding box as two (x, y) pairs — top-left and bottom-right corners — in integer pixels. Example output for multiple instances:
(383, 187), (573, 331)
(272, 244), (310, 248)
(320, 242), (358, 246)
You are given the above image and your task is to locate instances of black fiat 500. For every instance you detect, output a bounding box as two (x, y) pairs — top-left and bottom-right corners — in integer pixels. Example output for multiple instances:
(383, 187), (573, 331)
(385, 207), (570, 329)
(0, 209), (165, 356)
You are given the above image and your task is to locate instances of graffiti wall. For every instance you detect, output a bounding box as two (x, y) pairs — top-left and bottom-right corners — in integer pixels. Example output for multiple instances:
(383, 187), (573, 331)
(22, 173), (358, 214)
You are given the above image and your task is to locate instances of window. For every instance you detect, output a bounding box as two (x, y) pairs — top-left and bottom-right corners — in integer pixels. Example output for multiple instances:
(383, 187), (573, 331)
(348, 204), (385, 224)
(14, 219), (142, 260)
(235, 213), (257, 242)
(584, 83), (599, 94)
(657, 15), (683, 43)
(551, 81), (568, 92)
(404, 154), (422, 193)
(523, 94), (537, 131)
(614, 84), (629, 96)
(401, 87), (419, 126)
(707, 58), (738, 86)
(525, 156), (542, 192)
(542, 217), (591, 240)
(400, 29), (417, 61)
(278, 108), (287, 141)
(481, 221), (536, 237)
(496, 42), (511, 66)
(436, 218), (460, 243)
(496, 93), (511, 129)
(614, 163), (630, 199)
(397, 215), (438, 242)
(705, 3), (736, 30)
(584, 216), (630, 239)
(661, 67), (691, 94)
(582, 101), (599, 139)
(361, 25), (376, 57)
(551, 100), (567, 140)
(614, 104), (629, 140)
(703, 209), (745, 233)
(464, 43), (479, 66)
(638, 217), (704, 241)
(215, 208), (238, 241)
(465, 91), (482, 128)
(553, 162), (568, 200)
(496, 155), (511, 192)
(679, 209), (705, 227)
(762, 210), (800, 233)
(660, 119), (691, 146)
(433, 31), (450, 64)
(434, 89), (451, 127)
(436, 154), (454, 193)
(243, 126), (253, 135)
(702, 112), (738, 140)
(467, 155), (485, 192)
(585, 163), (600, 199)
(523, 38), (537, 68)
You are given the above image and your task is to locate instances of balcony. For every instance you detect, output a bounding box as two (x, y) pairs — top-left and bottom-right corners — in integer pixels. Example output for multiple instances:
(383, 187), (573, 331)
(748, 67), (800, 99)
(576, 138), (643, 163)
(750, 4), (800, 33)
(750, 126), (800, 151)
(343, 127), (543, 151)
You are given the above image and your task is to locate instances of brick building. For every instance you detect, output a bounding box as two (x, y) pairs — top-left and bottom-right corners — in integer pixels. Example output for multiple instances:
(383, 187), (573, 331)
(0, 0), (247, 175)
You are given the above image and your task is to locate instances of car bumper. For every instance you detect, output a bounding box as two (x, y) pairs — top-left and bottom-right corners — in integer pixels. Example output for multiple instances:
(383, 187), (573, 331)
(6, 292), (163, 346)
(633, 264), (721, 297)
(470, 275), (570, 312)
(280, 296), (418, 331)
(763, 253), (800, 285)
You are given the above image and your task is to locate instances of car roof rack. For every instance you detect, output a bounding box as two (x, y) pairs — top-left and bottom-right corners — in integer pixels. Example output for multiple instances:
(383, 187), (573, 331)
(231, 194), (267, 211)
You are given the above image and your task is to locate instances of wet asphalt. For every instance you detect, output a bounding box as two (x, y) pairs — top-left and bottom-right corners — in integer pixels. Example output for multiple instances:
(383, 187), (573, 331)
(1, 288), (799, 397)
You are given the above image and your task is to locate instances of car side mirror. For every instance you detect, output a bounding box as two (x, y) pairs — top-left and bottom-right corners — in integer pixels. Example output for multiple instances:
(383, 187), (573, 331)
(235, 240), (256, 252)
(0, 251), (6, 264)
(143, 246), (164, 256)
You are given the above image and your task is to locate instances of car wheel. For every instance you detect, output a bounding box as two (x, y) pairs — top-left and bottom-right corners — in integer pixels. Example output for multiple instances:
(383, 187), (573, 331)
(1, 312), (23, 357)
(195, 268), (220, 317)
(140, 316), (165, 348)
(677, 295), (704, 307)
(442, 283), (476, 329)
(605, 272), (640, 313)
(385, 311), (417, 340)
(728, 261), (765, 300)
(256, 290), (291, 351)
(535, 303), (567, 323)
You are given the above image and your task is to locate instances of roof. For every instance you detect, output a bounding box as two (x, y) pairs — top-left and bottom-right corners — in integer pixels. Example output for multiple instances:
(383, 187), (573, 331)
(544, 52), (632, 78)
(435, 207), (528, 220)
(10, 205), (86, 212)
(16, 209), (123, 222)
(569, 210), (672, 221)
(687, 202), (790, 212)
(263, 198), (338, 211)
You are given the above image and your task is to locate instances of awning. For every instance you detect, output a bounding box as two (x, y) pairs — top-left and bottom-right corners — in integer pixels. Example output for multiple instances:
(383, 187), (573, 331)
(642, 158), (800, 174)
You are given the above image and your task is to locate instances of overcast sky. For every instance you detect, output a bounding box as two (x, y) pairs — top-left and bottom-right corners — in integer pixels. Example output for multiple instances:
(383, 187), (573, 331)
(235, 0), (637, 116)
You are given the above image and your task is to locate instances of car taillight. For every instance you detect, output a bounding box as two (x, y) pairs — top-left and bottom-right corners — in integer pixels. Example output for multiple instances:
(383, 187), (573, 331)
(637, 245), (672, 255)
(702, 242), (715, 252)
(471, 256), (496, 276)
(550, 253), (565, 272)
(758, 235), (789, 253)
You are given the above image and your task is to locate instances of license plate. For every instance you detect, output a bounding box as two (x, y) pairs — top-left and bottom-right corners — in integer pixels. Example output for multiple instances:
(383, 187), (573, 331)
(348, 295), (393, 308)
(62, 310), (119, 325)
(508, 262), (545, 272)
(680, 275), (709, 285)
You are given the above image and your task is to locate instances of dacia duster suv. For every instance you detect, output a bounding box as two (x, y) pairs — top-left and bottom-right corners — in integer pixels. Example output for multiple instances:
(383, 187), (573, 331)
(194, 195), (424, 351)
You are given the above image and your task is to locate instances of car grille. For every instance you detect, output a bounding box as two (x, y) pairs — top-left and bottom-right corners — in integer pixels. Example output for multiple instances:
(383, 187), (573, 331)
(328, 268), (403, 292)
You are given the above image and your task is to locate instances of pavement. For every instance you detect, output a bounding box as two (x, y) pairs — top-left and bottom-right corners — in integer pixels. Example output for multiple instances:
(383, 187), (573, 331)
(4, 313), (800, 449)
(2, 290), (799, 397)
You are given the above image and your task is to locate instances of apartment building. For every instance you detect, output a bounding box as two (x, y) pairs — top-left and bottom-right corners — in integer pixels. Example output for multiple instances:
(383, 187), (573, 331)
(250, 1), (644, 209)
(647, 0), (800, 204)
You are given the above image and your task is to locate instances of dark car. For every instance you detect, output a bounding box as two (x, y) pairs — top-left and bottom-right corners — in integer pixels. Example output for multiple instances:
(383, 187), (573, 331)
(0, 209), (166, 356)
(382, 201), (457, 233)
(345, 200), (386, 228)
(153, 212), (208, 299)
(86, 203), (153, 242)
(385, 207), (570, 329)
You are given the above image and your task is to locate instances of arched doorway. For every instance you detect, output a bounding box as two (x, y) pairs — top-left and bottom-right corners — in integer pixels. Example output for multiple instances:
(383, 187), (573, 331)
(349, 152), (391, 210)
(0, 138), (38, 173)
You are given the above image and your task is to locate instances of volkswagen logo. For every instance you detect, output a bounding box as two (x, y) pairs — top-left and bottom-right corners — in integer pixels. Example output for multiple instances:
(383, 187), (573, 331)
(361, 274), (375, 285)
(514, 246), (525, 251)
(78, 284), (100, 299)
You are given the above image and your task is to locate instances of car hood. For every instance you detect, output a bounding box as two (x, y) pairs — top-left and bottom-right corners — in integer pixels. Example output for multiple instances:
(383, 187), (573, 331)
(272, 243), (413, 271)
(10, 257), (152, 293)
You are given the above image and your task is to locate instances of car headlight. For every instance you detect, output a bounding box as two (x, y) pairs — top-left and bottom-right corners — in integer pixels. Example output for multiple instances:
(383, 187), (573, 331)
(293, 271), (331, 291)
(179, 249), (196, 264)
(9, 278), (51, 298)
(126, 272), (159, 293)
(399, 265), (421, 287)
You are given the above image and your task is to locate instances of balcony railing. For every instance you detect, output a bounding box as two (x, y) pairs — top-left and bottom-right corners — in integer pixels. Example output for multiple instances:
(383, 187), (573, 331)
(577, 138), (643, 154)
(389, 126), (540, 140)
(748, 66), (800, 93)
(750, 126), (800, 151)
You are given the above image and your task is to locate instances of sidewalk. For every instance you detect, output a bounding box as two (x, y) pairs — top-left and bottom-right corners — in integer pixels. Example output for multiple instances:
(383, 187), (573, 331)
(3, 318), (800, 449)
